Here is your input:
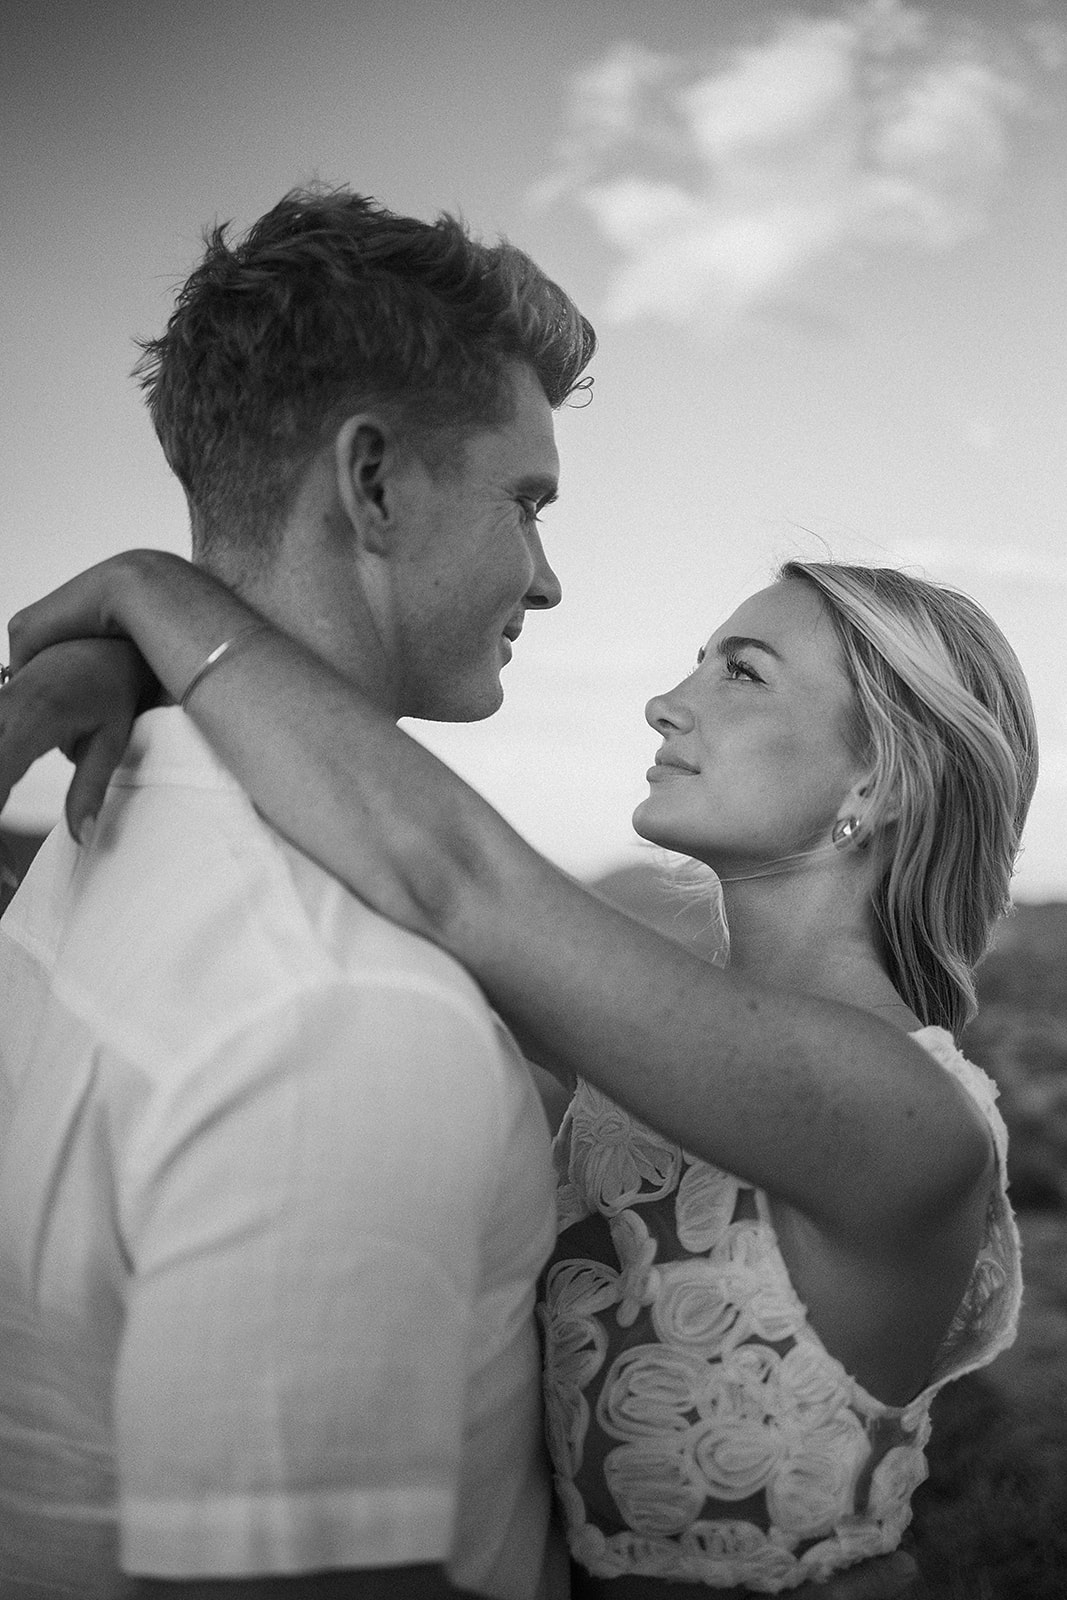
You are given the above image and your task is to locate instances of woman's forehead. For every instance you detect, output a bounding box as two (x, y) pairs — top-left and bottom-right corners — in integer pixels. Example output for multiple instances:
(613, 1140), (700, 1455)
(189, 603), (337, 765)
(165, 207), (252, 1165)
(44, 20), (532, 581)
(708, 578), (832, 650)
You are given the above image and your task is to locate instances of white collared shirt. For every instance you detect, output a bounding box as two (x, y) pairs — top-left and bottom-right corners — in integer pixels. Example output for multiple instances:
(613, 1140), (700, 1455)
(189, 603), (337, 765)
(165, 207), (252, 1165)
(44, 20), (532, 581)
(0, 710), (558, 1598)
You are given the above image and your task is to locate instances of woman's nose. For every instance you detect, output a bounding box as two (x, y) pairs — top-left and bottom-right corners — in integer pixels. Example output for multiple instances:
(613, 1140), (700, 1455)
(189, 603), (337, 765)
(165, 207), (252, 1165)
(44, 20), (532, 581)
(644, 688), (694, 734)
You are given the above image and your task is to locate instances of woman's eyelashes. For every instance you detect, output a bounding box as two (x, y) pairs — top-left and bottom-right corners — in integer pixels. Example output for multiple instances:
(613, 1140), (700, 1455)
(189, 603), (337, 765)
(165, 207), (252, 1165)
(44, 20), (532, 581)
(684, 645), (763, 684)
(724, 652), (763, 684)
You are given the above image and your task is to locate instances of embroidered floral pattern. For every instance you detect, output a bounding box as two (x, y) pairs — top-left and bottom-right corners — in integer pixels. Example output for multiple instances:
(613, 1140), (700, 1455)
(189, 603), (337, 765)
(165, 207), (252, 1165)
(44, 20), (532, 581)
(540, 1259), (617, 1476)
(609, 1209), (662, 1327)
(675, 1159), (739, 1253)
(680, 1519), (767, 1559)
(691, 1414), (784, 1500)
(555, 1178), (590, 1234)
(604, 1439), (709, 1535)
(542, 1028), (1023, 1589)
(651, 1259), (748, 1357)
(766, 1411), (869, 1539)
(565, 1079), (681, 1214)
(779, 1336), (851, 1427)
(597, 1344), (715, 1440)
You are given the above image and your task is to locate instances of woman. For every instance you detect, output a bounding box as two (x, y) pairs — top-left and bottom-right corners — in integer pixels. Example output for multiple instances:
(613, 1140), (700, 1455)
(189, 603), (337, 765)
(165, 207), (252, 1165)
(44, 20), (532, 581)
(1, 551), (1035, 1593)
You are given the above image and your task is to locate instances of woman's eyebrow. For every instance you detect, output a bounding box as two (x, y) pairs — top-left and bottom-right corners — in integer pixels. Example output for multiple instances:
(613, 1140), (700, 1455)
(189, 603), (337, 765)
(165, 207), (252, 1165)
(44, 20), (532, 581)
(716, 634), (784, 663)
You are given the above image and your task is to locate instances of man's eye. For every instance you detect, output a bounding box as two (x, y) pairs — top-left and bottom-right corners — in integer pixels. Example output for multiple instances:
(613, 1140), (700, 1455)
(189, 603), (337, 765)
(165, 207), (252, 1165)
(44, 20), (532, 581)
(518, 499), (543, 524)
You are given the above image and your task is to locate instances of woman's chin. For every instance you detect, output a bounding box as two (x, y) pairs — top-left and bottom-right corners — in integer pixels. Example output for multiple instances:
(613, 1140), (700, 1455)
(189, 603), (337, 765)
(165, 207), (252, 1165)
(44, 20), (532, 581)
(631, 810), (695, 857)
(630, 805), (665, 847)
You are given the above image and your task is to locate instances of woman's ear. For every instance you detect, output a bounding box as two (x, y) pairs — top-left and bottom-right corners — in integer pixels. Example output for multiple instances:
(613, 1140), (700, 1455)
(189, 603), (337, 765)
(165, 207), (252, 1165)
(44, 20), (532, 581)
(333, 414), (398, 554)
(837, 774), (899, 846)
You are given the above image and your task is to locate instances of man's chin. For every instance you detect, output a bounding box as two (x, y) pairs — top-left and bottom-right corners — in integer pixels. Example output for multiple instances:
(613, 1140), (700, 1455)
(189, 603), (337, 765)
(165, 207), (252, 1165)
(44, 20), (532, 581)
(407, 677), (505, 724)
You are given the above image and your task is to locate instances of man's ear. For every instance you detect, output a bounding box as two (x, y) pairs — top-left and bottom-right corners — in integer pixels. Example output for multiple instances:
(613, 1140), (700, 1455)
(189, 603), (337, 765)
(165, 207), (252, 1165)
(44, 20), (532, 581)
(333, 414), (401, 553)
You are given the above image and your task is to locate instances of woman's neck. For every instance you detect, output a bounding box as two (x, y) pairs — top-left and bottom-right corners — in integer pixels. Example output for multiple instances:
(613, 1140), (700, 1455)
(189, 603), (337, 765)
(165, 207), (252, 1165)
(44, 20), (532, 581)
(715, 863), (917, 1025)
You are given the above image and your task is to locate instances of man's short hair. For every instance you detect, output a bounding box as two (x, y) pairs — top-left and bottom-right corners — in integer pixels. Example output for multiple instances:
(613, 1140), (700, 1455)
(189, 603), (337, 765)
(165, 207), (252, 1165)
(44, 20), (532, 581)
(134, 184), (596, 563)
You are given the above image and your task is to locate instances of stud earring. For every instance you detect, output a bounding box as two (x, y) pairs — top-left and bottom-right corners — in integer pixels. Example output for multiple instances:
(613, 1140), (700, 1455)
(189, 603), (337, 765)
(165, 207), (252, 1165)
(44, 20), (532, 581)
(832, 815), (861, 849)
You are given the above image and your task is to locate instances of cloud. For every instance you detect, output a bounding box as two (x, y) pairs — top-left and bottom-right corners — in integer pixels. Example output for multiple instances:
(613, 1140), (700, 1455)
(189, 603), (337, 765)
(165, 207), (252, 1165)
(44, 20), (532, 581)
(534, 0), (1059, 329)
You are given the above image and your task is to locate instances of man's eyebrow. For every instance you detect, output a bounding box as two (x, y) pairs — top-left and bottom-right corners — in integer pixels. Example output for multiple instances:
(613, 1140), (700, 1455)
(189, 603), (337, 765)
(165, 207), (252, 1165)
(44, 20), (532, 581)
(716, 634), (784, 663)
(511, 475), (559, 506)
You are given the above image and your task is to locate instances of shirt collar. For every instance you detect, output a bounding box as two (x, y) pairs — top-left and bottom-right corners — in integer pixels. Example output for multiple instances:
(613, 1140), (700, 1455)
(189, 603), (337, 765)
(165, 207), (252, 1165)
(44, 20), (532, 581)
(114, 706), (244, 792)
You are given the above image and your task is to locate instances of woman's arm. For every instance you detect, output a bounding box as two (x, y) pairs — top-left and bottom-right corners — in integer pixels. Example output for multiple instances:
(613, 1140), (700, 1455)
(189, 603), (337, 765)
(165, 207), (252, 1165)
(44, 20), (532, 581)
(5, 550), (992, 1255)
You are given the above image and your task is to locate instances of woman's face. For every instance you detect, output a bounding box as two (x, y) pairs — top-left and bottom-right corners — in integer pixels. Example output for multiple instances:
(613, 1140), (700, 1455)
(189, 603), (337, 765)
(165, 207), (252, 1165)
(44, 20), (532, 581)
(632, 579), (867, 872)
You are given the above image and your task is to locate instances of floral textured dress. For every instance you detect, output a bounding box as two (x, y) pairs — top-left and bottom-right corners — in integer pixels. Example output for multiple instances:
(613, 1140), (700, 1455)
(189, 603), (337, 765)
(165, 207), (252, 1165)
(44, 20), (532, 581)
(540, 1028), (1020, 1591)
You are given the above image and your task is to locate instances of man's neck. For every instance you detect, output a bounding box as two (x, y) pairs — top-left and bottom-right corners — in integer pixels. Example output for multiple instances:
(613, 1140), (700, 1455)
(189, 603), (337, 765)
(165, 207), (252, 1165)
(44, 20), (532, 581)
(195, 542), (399, 717)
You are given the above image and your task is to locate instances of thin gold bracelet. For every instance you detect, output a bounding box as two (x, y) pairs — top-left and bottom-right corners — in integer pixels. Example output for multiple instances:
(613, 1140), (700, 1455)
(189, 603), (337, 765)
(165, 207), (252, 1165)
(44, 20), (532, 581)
(179, 624), (269, 712)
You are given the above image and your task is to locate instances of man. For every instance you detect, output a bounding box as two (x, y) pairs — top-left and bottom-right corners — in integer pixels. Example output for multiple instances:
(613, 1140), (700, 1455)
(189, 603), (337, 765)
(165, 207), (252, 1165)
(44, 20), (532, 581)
(0, 186), (593, 1599)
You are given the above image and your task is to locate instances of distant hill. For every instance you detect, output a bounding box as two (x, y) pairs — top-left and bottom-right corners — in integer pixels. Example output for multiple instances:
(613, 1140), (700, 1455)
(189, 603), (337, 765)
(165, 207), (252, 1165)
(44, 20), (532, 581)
(969, 901), (1067, 1020)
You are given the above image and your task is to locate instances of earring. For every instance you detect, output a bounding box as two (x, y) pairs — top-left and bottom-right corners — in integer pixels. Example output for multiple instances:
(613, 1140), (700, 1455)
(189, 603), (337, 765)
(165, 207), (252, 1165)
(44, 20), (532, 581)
(832, 815), (861, 850)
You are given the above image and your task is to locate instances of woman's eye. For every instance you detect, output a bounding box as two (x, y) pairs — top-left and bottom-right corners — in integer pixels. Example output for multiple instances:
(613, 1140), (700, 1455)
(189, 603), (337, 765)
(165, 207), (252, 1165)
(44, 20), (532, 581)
(724, 653), (761, 683)
(518, 498), (543, 524)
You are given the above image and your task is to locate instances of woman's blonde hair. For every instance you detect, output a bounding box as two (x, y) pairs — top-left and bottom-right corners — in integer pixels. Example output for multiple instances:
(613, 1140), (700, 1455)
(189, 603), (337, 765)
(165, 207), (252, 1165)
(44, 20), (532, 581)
(781, 561), (1038, 1039)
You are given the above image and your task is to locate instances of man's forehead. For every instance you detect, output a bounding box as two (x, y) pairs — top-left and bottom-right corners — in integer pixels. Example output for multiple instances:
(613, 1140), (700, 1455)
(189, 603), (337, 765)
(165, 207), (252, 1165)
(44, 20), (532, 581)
(475, 362), (560, 482)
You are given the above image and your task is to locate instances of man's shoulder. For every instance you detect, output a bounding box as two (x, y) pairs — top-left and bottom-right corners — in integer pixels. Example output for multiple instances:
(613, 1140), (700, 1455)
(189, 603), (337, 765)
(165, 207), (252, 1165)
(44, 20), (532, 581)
(269, 830), (490, 1006)
(121, 709), (484, 1001)
(5, 769), (497, 1073)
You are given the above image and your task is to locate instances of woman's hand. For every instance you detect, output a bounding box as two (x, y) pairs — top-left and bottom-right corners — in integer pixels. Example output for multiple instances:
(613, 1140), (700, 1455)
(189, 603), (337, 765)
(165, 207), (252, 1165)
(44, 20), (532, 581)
(7, 551), (166, 671)
(3, 549), (260, 844)
(0, 638), (153, 841)
(3, 552), (272, 849)
(11, 550), (273, 713)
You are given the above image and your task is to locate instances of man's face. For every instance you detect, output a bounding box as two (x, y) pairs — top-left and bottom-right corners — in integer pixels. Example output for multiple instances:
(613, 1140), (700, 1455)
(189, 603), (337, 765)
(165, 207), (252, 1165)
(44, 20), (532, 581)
(389, 362), (562, 722)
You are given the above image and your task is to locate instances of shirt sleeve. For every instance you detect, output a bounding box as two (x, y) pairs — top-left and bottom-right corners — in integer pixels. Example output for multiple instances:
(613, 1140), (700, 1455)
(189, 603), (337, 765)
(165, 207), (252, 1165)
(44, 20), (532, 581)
(114, 975), (510, 1578)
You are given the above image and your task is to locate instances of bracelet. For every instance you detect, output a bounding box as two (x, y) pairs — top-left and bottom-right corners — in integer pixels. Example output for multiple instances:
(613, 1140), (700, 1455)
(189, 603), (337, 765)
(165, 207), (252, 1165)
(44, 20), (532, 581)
(179, 624), (269, 712)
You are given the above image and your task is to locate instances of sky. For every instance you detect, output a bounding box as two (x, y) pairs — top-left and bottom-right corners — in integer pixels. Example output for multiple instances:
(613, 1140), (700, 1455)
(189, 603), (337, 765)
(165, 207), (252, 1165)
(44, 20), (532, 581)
(4, 0), (1066, 899)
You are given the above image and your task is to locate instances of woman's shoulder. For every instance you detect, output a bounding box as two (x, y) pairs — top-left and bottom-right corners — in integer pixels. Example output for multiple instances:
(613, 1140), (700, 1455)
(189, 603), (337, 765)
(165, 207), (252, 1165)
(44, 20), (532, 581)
(908, 1025), (1007, 1161)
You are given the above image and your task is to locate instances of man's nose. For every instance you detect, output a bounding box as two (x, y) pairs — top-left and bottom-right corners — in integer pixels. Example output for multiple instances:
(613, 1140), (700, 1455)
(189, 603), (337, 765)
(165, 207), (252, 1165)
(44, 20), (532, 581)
(525, 530), (562, 611)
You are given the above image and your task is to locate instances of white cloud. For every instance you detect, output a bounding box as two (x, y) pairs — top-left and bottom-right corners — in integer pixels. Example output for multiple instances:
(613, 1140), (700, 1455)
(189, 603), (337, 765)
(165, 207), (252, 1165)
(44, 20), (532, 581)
(682, 20), (855, 160)
(535, 0), (1055, 329)
(570, 41), (670, 141)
